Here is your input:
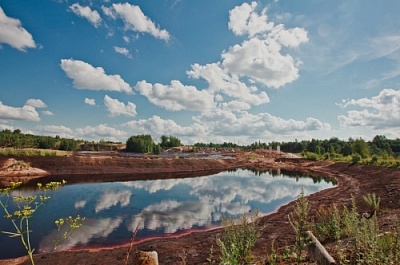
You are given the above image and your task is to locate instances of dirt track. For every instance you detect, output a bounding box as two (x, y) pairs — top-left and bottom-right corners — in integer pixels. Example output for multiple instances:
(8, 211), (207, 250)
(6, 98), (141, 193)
(0, 153), (399, 264)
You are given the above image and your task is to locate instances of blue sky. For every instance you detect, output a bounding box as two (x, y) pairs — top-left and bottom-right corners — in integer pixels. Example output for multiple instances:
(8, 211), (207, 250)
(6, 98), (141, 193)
(1, 0), (400, 145)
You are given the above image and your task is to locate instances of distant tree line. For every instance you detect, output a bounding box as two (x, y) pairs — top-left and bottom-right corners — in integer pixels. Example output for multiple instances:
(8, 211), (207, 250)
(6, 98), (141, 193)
(194, 135), (400, 158)
(0, 129), (121, 151)
(3, 129), (400, 159)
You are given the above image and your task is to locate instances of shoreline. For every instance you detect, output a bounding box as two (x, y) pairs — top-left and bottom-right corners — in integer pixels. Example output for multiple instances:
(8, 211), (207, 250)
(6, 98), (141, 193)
(0, 154), (399, 264)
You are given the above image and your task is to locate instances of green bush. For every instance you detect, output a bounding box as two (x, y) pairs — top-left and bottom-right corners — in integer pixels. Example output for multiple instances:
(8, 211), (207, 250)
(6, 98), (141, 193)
(217, 211), (261, 265)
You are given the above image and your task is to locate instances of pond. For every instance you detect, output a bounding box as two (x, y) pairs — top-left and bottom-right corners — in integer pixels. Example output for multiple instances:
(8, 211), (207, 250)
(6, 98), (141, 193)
(0, 169), (335, 259)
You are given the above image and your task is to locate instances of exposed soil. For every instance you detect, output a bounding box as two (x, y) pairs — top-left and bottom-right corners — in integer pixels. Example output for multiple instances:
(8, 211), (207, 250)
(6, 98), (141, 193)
(0, 151), (399, 264)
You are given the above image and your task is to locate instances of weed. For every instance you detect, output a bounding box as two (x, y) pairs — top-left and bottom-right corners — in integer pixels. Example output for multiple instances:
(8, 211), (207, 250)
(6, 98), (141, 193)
(0, 181), (84, 265)
(288, 187), (310, 264)
(216, 211), (261, 265)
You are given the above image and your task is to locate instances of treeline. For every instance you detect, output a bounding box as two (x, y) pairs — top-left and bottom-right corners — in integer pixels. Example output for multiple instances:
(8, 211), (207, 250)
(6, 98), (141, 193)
(195, 135), (400, 158)
(2, 129), (400, 160)
(0, 129), (80, 151)
(0, 129), (119, 151)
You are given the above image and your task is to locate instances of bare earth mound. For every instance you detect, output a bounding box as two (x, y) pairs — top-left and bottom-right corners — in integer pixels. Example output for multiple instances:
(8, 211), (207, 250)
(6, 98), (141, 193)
(0, 153), (399, 264)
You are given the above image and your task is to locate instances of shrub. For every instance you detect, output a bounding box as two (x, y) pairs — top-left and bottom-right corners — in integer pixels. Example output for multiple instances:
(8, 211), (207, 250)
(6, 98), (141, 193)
(217, 211), (261, 265)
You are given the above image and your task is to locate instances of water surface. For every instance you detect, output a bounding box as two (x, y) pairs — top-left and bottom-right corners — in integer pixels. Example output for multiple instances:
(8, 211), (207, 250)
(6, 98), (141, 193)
(0, 169), (334, 259)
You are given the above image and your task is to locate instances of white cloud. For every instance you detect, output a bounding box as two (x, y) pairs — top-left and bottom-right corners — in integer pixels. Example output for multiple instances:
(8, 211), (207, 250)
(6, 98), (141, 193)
(25, 99), (47, 108)
(103, 3), (170, 41)
(60, 59), (133, 94)
(41, 110), (54, 116)
(228, 2), (273, 37)
(0, 7), (36, 51)
(135, 80), (215, 111)
(220, 100), (251, 111)
(338, 88), (400, 129)
(84, 98), (96, 106)
(123, 115), (207, 139)
(35, 124), (127, 142)
(113, 46), (132, 58)
(221, 2), (308, 89)
(193, 109), (329, 137)
(0, 101), (41, 121)
(187, 63), (270, 105)
(104, 95), (137, 117)
(35, 125), (74, 138)
(69, 3), (102, 28)
(221, 38), (301, 88)
(75, 124), (128, 142)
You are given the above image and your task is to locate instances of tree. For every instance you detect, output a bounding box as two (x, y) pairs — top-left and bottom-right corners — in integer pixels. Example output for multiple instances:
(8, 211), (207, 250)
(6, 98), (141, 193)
(126, 134), (155, 153)
(160, 135), (182, 148)
(352, 138), (370, 158)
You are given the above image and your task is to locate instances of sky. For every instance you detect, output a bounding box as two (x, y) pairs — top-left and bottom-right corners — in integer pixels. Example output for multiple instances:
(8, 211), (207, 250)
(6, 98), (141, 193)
(1, 0), (400, 145)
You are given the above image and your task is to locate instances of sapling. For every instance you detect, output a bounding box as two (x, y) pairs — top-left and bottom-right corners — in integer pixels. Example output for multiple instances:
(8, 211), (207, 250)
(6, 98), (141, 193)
(288, 187), (310, 264)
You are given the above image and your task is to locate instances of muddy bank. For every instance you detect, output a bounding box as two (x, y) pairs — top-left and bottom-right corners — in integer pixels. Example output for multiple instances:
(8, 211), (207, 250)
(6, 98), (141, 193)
(0, 156), (399, 264)
(0, 155), (242, 187)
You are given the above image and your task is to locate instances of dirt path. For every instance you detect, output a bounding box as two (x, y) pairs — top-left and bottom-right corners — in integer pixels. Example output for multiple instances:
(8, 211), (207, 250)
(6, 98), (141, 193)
(0, 155), (399, 264)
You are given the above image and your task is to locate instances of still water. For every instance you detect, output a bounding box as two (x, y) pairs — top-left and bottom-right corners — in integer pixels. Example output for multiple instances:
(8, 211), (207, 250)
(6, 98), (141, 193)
(0, 169), (335, 259)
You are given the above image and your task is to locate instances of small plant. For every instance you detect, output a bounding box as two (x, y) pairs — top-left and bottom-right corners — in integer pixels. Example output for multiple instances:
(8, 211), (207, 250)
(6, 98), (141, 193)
(351, 154), (362, 164)
(288, 187), (310, 264)
(207, 244), (215, 265)
(0, 181), (84, 265)
(216, 211), (261, 265)
(313, 204), (341, 241)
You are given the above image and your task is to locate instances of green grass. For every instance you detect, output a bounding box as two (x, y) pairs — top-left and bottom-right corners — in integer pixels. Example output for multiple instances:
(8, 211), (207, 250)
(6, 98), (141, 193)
(0, 148), (71, 157)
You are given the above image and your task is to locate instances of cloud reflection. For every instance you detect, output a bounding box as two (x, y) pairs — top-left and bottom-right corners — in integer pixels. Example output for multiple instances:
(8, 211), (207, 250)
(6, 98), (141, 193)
(39, 217), (122, 253)
(124, 170), (332, 234)
(128, 200), (214, 234)
(95, 190), (132, 213)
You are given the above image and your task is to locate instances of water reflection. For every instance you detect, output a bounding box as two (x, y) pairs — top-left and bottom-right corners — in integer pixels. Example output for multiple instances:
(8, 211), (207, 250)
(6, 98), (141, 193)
(0, 169), (334, 259)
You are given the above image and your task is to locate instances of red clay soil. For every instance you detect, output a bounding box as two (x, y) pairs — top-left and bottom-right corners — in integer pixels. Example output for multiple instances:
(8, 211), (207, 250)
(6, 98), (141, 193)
(0, 153), (399, 265)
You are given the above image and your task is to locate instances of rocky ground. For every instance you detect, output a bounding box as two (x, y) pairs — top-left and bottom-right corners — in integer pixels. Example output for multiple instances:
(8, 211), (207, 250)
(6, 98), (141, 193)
(0, 150), (399, 264)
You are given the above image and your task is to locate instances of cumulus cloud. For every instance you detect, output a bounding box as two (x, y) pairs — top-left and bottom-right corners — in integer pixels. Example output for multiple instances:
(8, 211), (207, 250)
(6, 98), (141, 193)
(0, 101), (41, 121)
(69, 3), (102, 28)
(103, 3), (170, 41)
(187, 63), (270, 105)
(84, 98), (96, 106)
(75, 124), (128, 142)
(221, 37), (301, 88)
(228, 2), (273, 37)
(60, 59), (133, 94)
(35, 125), (74, 138)
(338, 88), (400, 129)
(0, 7), (36, 51)
(34, 124), (128, 142)
(113, 46), (132, 58)
(25, 99), (47, 108)
(123, 115), (207, 139)
(181, 1), (308, 115)
(41, 110), (54, 116)
(135, 80), (214, 111)
(217, 1), (308, 89)
(193, 109), (329, 136)
(220, 100), (251, 111)
(104, 95), (137, 117)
